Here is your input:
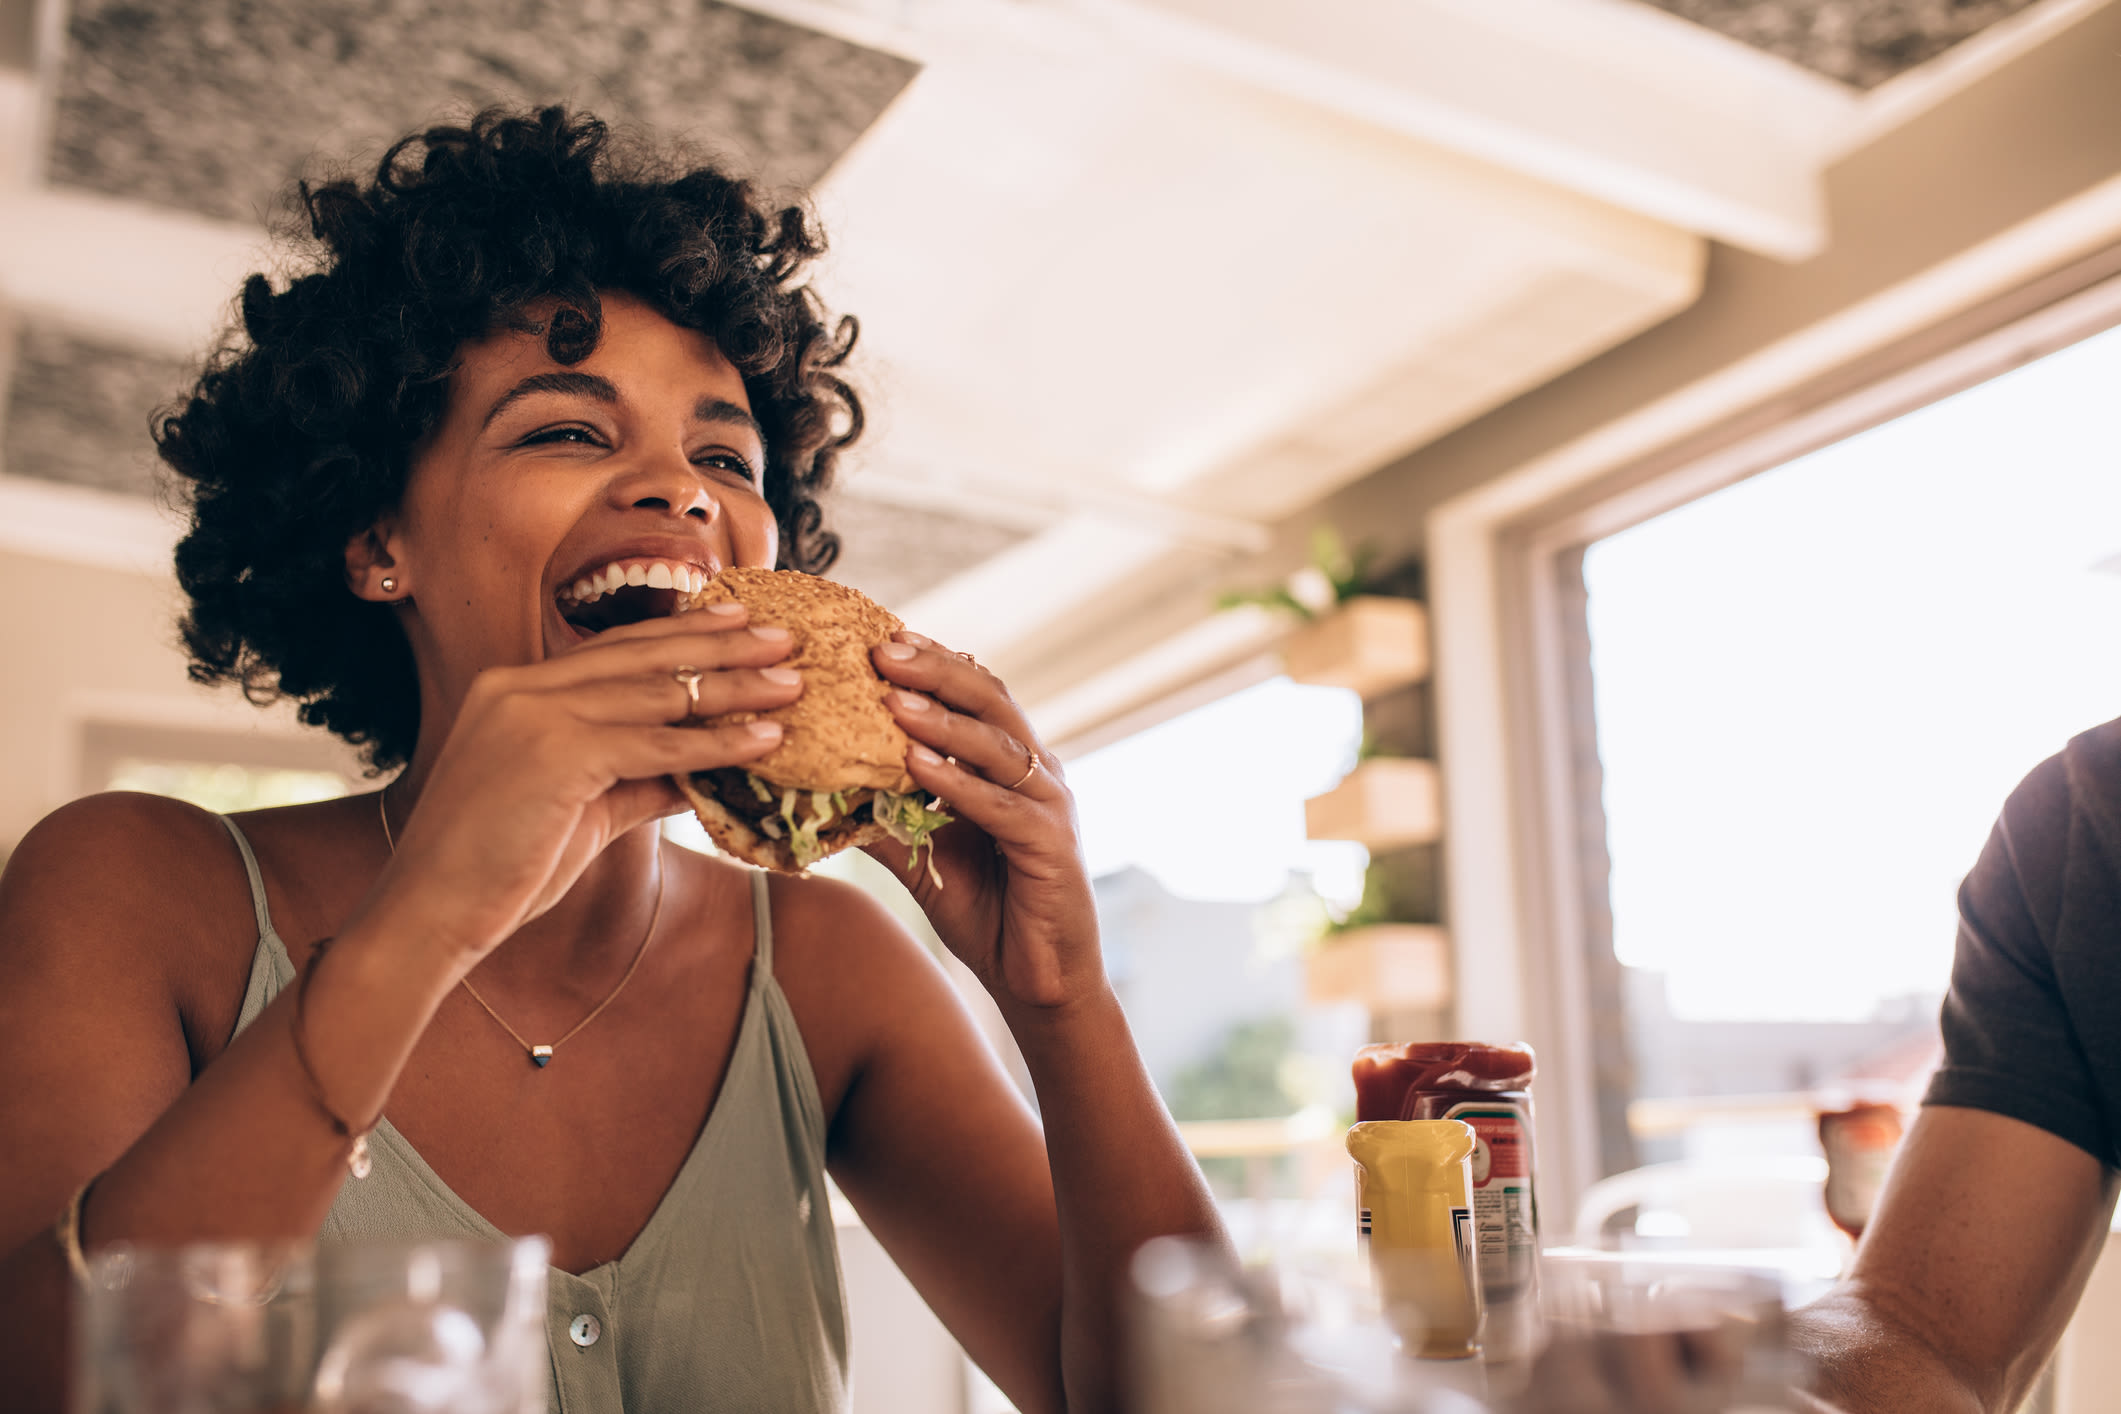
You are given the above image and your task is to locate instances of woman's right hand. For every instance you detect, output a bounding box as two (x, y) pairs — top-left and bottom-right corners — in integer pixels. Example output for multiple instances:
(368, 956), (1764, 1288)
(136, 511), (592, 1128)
(359, 603), (800, 972)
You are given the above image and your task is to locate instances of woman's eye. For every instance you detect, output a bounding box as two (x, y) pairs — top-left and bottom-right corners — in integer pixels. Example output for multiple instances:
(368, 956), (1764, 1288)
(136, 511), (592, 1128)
(698, 451), (758, 483)
(520, 425), (602, 447)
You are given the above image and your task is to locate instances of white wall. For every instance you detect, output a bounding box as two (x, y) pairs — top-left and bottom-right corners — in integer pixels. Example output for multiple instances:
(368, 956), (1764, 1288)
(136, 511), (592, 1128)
(0, 542), (358, 852)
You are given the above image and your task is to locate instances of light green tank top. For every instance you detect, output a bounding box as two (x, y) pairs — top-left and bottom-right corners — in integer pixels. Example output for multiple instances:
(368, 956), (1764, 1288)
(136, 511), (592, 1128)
(221, 817), (849, 1413)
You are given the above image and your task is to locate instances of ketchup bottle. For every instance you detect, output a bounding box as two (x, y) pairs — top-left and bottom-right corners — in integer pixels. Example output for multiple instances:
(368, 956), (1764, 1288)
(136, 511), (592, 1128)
(1353, 1042), (1541, 1313)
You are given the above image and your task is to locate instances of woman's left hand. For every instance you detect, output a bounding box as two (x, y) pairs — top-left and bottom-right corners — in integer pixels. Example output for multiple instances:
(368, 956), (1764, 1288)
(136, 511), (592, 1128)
(864, 631), (1100, 1010)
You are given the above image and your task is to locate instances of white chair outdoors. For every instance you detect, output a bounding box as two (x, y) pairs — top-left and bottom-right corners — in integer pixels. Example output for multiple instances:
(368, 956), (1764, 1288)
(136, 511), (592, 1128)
(1565, 1156), (1846, 1293)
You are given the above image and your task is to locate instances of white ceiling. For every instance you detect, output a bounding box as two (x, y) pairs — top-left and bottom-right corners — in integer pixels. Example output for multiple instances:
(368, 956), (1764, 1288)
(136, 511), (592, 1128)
(0, 0), (2084, 747)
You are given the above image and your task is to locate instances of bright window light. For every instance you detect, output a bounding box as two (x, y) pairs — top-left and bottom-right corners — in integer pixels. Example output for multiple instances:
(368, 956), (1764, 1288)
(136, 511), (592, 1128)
(107, 758), (351, 813)
(1068, 676), (1367, 905)
(1585, 323), (2121, 1022)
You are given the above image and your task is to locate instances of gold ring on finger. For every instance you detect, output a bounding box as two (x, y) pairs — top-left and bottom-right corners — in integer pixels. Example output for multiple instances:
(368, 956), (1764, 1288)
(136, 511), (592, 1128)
(672, 665), (703, 709)
(1005, 755), (1038, 791)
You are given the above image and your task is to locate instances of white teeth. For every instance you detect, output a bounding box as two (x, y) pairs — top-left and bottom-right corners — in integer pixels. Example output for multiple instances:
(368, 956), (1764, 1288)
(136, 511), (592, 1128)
(562, 560), (699, 607)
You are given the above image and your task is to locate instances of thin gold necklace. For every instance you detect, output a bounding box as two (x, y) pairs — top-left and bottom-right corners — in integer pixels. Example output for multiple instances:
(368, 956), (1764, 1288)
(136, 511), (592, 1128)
(378, 789), (664, 1069)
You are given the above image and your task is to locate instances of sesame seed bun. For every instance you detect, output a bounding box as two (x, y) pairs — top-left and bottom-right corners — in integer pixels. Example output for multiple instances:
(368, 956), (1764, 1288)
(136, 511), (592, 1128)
(673, 568), (917, 870)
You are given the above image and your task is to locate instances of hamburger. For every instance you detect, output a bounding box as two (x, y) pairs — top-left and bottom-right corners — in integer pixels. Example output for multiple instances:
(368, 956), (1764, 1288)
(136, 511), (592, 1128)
(671, 568), (952, 877)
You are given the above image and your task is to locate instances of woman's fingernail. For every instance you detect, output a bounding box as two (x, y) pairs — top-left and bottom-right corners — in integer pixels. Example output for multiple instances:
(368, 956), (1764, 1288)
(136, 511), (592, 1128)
(909, 742), (942, 765)
(876, 642), (917, 661)
(761, 667), (801, 685)
(899, 632), (932, 647)
(747, 721), (782, 741)
(891, 690), (929, 711)
(705, 602), (746, 617)
(750, 626), (790, 641)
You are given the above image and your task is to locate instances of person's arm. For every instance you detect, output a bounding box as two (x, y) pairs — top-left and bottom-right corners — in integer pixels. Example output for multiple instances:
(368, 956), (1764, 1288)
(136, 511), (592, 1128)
(0, 793), (460, 1409)
(834, 631), (1225, 1414)
(798, 877), (1214, 1414)
(0, 610), (796, 1408)
(1796, 741), (2121, 1412)
(1792, 1104), (2117, 1414)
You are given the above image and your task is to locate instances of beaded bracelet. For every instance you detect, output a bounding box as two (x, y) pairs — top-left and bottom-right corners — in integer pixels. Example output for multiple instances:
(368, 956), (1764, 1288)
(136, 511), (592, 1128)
(292, 936), (377, 1180)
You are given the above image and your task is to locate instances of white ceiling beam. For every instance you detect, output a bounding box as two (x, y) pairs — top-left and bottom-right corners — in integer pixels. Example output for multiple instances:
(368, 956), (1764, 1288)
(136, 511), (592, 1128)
(1032, 607), (1285, 756)
(895, 513), (1184, 662)
(843, 467), (1272, 552)
(0, 473), (181, 577)
(0, 187), (266, 356)
(1078, 0), (1853, 261)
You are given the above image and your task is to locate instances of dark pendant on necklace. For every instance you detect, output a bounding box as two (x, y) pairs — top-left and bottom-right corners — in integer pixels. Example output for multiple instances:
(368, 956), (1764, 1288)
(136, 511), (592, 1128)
(531, 1045), (554, 1068)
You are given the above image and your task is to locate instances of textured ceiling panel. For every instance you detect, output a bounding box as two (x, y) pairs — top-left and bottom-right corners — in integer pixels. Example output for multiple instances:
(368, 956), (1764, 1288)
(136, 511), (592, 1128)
(1636, 0), (2044, 89)
(0, 320), (1032, 606)
(822, 495), (1031, 612)
(3, 324), (184, 497)
(14, 2), (1035, 591)
(49, 0), (919, 225)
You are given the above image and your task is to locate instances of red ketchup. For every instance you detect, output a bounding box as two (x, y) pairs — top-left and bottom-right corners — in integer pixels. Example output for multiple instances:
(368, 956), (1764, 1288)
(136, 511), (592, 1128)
(1354, 1043), (1541, 1309)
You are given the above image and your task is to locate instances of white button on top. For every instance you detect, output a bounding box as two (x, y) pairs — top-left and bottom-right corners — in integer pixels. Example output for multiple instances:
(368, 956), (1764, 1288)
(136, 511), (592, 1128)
(569, 1313), (601, 1347)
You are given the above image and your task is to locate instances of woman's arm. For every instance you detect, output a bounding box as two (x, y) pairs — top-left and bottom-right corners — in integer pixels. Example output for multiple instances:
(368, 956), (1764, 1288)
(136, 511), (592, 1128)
(822, 631), (1225, 1414)
(793, 878), (1218, 1414)
(0, 610), (798, 1408)
(1003, 983), (1225, 1411)
(0, 793), (458, 1406)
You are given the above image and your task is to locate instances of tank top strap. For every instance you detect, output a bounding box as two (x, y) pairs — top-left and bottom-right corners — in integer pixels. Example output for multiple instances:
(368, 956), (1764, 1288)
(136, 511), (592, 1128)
(750, 867), (775, 978)
(218, 815), (277, 942)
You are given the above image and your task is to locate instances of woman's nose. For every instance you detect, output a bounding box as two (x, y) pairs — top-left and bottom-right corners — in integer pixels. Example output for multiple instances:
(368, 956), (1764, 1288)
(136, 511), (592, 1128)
(617, 458), (720, 523)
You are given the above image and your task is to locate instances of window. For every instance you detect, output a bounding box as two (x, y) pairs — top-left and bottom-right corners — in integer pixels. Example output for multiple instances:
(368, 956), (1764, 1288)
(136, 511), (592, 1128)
(82, 720), (358, 812)
(1066, 675), (1370, 1242)
(105, 758), (352, 812)
(1581, 322), (2121, 1171)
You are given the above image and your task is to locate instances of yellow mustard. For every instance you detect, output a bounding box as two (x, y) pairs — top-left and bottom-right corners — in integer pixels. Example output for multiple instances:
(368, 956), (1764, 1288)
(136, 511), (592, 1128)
(1346, 1119), (1483, 1359)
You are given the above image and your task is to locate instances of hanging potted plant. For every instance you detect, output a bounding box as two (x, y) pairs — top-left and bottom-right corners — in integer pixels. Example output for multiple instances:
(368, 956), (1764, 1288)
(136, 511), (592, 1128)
(1303, 865), (1451, 1010)
(1220, 527), (1427, 699)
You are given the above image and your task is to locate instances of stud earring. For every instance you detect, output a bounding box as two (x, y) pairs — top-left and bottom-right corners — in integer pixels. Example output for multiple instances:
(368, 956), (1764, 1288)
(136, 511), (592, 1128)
(380, 576), (398, 594)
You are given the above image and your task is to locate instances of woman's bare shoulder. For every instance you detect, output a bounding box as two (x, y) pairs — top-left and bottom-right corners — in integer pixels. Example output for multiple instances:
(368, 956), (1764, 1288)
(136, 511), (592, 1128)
(767, 866), (940, 991)
(760, 866), (977, 1110)
(0, 792), (257, 1003)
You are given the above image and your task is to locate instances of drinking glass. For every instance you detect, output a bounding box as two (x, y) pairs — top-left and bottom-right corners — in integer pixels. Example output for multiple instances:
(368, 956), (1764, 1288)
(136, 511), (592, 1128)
(72, 1236), (550, 1414)
(72, 1242), (313, 1414)
(1501, 1251), (1810, 1413)
(311, 1237), (550, 1414)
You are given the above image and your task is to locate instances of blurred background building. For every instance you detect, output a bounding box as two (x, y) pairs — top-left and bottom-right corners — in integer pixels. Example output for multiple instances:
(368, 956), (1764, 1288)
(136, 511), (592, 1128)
(5, 0), (2121, 1408)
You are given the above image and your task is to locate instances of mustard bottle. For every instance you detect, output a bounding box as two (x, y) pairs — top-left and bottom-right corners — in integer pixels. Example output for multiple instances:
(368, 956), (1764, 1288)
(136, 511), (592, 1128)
(1346, 1119), (1483, 1360)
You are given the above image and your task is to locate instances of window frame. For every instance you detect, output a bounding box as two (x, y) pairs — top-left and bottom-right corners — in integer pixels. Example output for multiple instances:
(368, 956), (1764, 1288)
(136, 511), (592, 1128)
(1428, 233), (2121, 1224)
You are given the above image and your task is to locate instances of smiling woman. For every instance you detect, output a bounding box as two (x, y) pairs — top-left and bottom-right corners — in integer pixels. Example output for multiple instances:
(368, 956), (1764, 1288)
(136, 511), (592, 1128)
(162, 109), (854, 770)
(0, 107), (1225, 1413)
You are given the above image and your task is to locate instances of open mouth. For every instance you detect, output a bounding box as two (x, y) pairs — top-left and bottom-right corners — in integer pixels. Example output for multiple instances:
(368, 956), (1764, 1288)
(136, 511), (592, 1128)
(557, 558), (710, 637)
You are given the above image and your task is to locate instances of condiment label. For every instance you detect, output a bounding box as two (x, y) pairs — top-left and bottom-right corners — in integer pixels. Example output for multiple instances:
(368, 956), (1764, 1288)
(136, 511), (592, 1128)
(1445, 1102), (1538, 1302)
(1451, 1205), (1479, 1311)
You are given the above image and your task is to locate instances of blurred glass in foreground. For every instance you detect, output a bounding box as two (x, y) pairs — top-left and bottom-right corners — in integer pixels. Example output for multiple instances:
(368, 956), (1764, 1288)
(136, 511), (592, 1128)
(1128, 1238), (1810, 1413)
(72, 1236), (549, 1414)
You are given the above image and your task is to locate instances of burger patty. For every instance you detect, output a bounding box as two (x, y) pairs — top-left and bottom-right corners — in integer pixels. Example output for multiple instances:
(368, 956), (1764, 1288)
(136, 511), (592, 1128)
(695, 768), (781, 827)
(692, 768), (878, 835)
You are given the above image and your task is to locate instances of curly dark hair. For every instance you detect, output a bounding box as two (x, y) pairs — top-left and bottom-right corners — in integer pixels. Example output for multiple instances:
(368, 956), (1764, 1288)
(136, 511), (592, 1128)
(159, 105), (860, 771)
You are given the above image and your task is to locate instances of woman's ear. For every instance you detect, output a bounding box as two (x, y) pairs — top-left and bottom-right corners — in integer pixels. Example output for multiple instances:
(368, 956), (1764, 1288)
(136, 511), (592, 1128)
(346, 521), (407, 602)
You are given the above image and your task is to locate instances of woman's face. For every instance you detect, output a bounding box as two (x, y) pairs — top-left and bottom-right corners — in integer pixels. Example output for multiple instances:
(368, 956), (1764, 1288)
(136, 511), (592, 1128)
(375, 290), (778, 697)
